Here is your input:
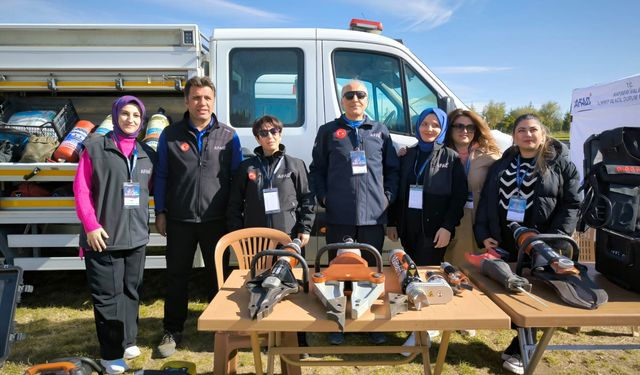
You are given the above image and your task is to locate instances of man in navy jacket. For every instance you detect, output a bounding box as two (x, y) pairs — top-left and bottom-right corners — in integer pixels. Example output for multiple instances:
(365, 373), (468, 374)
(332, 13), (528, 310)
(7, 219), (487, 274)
(309, 80), (399, 345)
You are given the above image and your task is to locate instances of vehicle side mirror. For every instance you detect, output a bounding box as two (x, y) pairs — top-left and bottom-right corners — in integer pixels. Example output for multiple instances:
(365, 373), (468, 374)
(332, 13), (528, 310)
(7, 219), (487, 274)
(443, 96), (456, 113)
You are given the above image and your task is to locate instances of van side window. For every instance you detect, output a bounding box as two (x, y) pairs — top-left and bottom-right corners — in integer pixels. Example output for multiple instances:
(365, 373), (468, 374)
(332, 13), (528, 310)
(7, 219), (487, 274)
(229, 48), (304, 127)
(333, 50), (407, 134)
(404, 64), (439, 131)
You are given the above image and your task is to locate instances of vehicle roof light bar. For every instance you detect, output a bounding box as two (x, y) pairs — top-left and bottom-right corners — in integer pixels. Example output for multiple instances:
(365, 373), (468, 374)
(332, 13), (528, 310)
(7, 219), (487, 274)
(349, 19), (383, 34)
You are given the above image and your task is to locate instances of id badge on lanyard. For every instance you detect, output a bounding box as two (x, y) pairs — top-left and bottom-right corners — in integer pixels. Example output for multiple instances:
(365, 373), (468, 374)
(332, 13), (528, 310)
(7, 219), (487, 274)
(123, 182), (141, 208)
(350, 150), (367, 175)
(463, 157), (473, 209)
(115, 134), (140, 209)
(464, 192), (474, 209)
(506, 196), (526, 222)
(507, 155), (532, 222)
(408, 185), (423, 209)
(261, 156), (284, 214)
(263, 188), (281, 213)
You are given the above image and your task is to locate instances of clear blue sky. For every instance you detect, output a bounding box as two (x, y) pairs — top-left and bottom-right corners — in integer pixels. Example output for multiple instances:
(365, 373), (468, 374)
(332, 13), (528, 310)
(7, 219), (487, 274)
(3, 0), (639, 113)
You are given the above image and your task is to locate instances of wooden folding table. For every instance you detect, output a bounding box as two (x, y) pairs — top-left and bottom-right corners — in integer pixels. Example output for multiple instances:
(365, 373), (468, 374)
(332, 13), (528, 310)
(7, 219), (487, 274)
(464, 263), (640, 375)
(198, 267), (510, 375)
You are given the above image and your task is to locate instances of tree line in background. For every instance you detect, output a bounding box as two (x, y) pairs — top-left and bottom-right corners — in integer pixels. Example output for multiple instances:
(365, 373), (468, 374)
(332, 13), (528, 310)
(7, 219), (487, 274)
(471, 101), (571, 133)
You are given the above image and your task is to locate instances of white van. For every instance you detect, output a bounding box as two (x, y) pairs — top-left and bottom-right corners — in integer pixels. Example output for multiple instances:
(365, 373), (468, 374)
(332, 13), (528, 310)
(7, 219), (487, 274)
(0, 22), (466, 270)
(213, 24), (464, 163)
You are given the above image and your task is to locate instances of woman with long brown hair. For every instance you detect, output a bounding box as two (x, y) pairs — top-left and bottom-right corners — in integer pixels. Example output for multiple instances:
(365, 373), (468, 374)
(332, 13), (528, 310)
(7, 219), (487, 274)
(443, 109), (501, 267)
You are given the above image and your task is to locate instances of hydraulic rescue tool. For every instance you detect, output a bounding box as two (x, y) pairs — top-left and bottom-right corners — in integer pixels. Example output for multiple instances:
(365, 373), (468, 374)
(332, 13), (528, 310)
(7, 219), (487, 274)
(466, 252), (547, 307)
(312, 238), (385, 331)
(24, 357), (103, 375)
(245, 239), (309, 320)
(388, 249), (453, 316)
(509, 222), (608, 309)
(439, 262), (473, 294)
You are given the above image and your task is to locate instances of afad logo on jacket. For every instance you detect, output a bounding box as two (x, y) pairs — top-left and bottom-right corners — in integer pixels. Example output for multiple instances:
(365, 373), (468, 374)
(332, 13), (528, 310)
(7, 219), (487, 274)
(335, 128), (347, 139)
(180, 142), (190, 152)
(248, 168), (259, 181)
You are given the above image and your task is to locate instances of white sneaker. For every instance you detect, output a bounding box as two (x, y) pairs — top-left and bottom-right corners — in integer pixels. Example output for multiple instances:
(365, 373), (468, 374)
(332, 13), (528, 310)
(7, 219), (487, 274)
(124, 345), (141, 359)
(401, 331), (431, 357)
(503, 354), (525, 374)
(459, 329), (476, 337)
(501, 352), (513, 361)
(100, 358), (129, 374)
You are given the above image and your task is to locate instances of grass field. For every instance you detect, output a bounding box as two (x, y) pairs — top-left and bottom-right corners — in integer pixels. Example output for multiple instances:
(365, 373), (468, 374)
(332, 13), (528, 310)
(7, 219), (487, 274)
(551, 131), (570, 141)
(2, 269), (639, 374)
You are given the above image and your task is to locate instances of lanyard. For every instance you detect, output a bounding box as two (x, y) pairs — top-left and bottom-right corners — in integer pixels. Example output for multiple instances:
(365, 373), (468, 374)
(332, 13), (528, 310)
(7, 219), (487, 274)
(258, 156), (284, 189)
(516, 155), (535, 191)
(343, 116), (365, 150)
(112, 134), (138, 182)
(464, 156), (471, 176)
(348, 126), (363, 150)
(413, 150), (432, 183)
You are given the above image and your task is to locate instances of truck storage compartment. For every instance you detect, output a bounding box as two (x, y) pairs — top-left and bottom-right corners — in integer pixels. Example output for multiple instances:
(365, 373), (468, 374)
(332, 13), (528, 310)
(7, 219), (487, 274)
(0, 97), (79, 141)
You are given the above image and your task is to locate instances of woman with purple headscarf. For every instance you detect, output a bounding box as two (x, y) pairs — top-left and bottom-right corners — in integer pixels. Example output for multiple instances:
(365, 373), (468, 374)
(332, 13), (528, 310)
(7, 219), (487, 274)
(73, 96), (155, 374)
(387, 108), (468, 266)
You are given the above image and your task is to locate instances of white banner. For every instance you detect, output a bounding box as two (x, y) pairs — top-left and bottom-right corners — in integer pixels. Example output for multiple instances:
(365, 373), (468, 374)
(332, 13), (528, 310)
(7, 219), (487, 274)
(571, 74), (640, 114)
(570, 74), (640, 181)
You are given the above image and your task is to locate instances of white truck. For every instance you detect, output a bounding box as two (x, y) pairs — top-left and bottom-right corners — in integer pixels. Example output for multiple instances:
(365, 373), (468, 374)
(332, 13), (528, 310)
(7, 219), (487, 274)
(0, 21), (466, 271)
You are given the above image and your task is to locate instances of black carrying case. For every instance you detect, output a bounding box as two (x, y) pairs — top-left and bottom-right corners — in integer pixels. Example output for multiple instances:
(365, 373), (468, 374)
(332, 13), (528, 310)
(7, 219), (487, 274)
(596, 229), (640, 292)
(0, 265), (23, 366)
(580, 127), (640, 292)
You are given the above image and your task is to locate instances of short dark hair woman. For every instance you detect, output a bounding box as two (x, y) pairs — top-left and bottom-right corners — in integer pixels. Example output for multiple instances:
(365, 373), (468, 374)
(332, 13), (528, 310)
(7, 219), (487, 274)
(227, 115), (314, 244)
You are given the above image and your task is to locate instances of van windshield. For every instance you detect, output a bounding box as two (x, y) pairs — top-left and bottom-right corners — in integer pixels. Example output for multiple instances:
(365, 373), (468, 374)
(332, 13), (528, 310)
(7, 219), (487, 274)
(333, 50), (440, 135)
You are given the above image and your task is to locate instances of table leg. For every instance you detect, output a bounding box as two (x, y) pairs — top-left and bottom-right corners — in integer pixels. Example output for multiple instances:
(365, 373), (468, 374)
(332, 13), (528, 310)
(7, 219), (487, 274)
(524, 327), (555, 375)
(267, 332), (276, 375)
(433, 330), (451, 375)
(417, 331), (432, 375)
(280, 332), (301, 375)
(250, 332), (263, 375)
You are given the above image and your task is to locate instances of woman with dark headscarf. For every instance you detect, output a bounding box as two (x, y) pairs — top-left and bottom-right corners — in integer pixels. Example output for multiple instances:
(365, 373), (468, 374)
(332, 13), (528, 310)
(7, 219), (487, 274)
(73, 96), (156, 374)
(387, 108), (467, 265)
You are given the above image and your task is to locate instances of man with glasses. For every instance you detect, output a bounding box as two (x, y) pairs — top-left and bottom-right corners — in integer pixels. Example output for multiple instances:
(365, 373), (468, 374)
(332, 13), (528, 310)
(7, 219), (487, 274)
(309, 80), (400, 345)
(154, 76), (243, 357)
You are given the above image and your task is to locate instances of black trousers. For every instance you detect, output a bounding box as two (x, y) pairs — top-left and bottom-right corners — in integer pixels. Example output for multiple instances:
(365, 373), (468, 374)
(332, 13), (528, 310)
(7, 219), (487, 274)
(326, 224), (384, 265)
(163, 218), (226, 333)
(85, 246), (146, 360)
(400, 233), (446, 266)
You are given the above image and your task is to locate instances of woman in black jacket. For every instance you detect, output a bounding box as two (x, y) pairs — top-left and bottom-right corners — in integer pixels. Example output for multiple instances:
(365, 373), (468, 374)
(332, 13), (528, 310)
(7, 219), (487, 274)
(474, 113), (581, 261)
(387, 107), (467, 266)
(474, 113), (581, 374)
(227, 115), (315, 244)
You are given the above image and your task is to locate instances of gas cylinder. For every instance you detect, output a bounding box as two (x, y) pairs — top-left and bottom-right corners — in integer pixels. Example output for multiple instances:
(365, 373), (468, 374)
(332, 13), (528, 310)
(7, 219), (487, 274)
(94, 115), (113, 136)
(143, 109), (170, 151)
(52, 120), (96, 162)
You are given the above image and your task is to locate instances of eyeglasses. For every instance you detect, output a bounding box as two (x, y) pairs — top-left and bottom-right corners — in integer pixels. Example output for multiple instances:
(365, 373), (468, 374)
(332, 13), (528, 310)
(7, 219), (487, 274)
(452, 123), (476, 132)
(343, 91), (367, 100)
(257, 128), (280, 138)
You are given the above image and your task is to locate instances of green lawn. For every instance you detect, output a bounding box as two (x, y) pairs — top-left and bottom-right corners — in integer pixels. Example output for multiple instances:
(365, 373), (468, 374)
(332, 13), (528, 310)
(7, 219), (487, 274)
(552, 131), (570, 141)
